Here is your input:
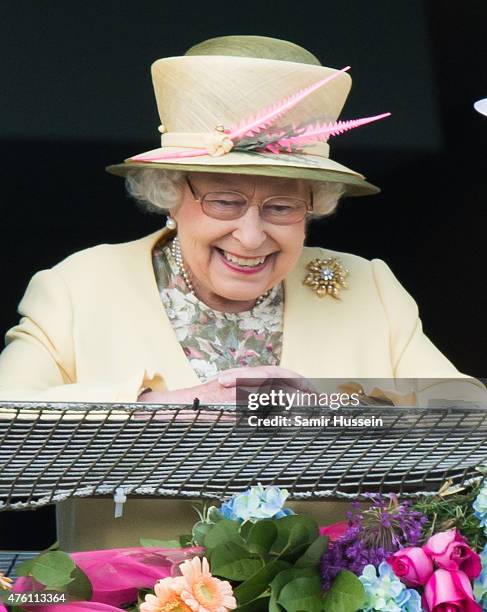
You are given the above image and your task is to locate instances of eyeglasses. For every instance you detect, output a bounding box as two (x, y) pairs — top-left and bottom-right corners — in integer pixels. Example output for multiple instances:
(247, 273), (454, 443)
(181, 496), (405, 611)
(186, 177), (313, 225)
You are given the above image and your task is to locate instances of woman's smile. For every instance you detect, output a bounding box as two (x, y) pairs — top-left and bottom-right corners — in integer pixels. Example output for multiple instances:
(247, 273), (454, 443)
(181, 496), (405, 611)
(213, 246), (275, 275)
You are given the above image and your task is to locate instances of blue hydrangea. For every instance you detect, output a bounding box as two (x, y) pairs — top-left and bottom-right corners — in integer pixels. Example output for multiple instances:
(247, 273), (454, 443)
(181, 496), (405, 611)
(473, 544), (487, 610)
(359, 562), (422, 611)
(220, 484), (294, 522)
(474, 482), (487, 532)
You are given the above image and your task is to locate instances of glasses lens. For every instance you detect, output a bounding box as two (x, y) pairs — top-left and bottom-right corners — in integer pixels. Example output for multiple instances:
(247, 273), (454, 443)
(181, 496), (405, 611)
(262, 198), (308, 224)
(201, 192), (248, 219)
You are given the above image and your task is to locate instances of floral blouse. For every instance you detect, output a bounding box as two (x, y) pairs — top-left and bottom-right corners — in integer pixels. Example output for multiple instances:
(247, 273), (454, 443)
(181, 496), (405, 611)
(152, 239), (284, 381)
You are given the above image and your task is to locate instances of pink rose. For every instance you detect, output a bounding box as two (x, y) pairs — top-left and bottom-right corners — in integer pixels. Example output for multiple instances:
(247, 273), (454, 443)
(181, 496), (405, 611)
(387, 546), (434, 587)
(319, 521), (348, 543)
(422, 569), (481, 611)
(424, 529), (481, 578)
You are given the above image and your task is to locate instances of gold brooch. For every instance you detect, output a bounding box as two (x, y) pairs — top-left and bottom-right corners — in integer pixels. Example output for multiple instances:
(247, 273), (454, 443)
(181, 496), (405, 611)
(303, 257), (349, 298)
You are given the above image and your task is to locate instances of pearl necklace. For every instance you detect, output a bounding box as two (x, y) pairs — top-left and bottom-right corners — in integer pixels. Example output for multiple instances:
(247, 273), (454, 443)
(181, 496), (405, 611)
(170, 237), (195, 294)
(170, 237), (272, 307)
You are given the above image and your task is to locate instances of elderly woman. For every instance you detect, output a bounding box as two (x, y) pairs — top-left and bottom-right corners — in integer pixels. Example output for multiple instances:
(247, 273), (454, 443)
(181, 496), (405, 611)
(0, 35), (483, 550)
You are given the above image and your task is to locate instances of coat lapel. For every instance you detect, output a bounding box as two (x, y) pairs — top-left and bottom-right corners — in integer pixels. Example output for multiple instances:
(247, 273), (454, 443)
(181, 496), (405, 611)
(130, 228), (201, 390)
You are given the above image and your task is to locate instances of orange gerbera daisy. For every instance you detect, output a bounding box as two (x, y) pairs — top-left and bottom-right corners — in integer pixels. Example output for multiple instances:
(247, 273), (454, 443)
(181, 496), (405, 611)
(179, 557), (237, 612)
(139, 576), (191, 612)
(0, 572), (13, 590)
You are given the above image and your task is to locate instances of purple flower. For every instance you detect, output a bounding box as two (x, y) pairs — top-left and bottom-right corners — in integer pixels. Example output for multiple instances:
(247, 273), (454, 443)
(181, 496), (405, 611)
(320, 495), (427, 590)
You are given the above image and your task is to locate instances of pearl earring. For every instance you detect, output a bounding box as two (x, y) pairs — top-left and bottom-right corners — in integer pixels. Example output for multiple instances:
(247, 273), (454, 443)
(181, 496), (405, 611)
(165, 216), (177, 230)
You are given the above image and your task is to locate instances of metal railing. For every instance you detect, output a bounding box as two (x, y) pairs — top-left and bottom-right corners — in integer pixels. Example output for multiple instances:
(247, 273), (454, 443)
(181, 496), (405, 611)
(1, 402), (486, 511)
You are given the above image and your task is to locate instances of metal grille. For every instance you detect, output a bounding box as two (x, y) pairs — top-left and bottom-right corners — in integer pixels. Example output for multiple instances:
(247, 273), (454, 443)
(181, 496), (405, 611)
(1, 402), (486, 511)
(0, 551), (39, 580)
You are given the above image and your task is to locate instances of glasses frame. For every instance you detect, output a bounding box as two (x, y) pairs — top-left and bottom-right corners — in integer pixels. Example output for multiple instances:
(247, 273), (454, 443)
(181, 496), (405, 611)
(185, 177), (313, 225)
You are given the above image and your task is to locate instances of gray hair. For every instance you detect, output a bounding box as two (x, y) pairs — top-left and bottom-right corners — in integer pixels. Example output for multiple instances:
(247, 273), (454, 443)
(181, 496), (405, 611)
(125, 168), (345, 217)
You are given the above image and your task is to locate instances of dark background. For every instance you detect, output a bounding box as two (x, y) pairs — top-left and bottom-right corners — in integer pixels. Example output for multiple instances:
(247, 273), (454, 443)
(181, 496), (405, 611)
(0, 0), (485, 549)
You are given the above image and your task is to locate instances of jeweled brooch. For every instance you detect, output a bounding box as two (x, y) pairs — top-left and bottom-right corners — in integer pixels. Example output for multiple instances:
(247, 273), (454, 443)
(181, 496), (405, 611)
(303, 257), (349, 299)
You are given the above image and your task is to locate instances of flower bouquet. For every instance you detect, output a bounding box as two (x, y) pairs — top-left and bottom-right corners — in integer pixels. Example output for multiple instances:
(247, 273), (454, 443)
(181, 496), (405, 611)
(2, 477), (487, 611)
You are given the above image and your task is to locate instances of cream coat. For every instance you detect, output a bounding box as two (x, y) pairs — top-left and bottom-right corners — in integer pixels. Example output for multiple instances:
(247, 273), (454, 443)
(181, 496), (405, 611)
(0, 228), (482, 550)
(0, 228), (477, 401)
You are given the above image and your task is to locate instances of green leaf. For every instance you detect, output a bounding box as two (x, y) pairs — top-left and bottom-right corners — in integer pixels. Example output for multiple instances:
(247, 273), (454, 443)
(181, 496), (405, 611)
(65, 565), (93, 601)
(30, 551), (76, 589)
(179, 533), (193, 547)
(269, 597), (282, 612)
(294, 536), (328, 568)
(192, 521), (212, 546)
(235, 559), (290, 605)
(15, 557), (36, 576)
(207, 506), (224, 523)
(51, 585), (73, 592)
(15, 540), (62, 578)
(271, 515), (319, 557)
(245, 520), (278, 556)
(210, 542), (263, 581)
(278, 573), (323, 612)
(235, 595), (271, 611)
(139, 538), (181, 548)
(204, 519), (245, 549)
(41, 540), (60, 553)
(269, 522), (313, 565)
(322, 569), (366, 612)
(281, 524), (310, 557)
(269, 567), (318, 612)
(239, 520), (254, 541)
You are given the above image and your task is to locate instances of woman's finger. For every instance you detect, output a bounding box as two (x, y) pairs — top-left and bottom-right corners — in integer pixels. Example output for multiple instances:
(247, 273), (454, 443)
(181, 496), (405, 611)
(216, 366), (284, 386)
(217, 366), (315, 392)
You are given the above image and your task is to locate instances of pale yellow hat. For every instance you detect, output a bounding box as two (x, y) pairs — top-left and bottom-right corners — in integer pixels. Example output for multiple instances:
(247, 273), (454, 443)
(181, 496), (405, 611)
(106, 35), (386, 196)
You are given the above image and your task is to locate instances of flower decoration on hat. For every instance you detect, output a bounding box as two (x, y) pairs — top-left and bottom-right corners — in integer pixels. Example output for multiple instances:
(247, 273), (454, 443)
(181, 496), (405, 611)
(303, 257), (349, 299)
(204, 130), (234, 157)
(132, 66), (391, 163)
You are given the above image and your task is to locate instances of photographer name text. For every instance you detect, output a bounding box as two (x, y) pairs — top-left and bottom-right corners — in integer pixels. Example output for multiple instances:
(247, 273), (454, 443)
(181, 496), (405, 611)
(247, 414), (384, 428)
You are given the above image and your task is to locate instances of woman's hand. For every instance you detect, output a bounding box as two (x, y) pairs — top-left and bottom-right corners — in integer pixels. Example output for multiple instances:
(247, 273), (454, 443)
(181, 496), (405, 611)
(137, 378), (236, 404)
(136, 379), (237, 422)
(137, 366), (312, 404)
(137, 366), (314, 406)
(215, 365), (314, 392)
(136, 366), (314, 423)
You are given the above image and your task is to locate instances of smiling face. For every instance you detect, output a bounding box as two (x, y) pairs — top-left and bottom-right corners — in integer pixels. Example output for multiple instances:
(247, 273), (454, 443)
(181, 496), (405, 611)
(171, 173), (311, 312)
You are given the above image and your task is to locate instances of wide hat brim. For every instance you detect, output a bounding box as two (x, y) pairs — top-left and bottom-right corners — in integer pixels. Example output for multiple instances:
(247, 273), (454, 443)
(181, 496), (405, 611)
(106, 159), (380, 197)
(106, 36), (382, 197)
